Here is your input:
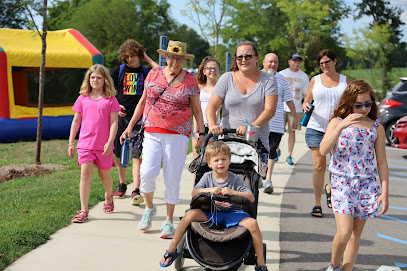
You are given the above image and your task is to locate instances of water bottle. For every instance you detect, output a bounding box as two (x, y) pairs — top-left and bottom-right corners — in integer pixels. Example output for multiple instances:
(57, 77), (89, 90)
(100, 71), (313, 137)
(120, 138), (130, 168)
(300, 104), (315, 127)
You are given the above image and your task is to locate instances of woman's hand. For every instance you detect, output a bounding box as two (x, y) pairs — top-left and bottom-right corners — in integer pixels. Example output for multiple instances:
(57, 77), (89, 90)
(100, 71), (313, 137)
(236, 125), (246, 136)
(120, 128), (131, 144)
(302, 102), (312, 112)
(194, 135), (204, 152)
(209, 124), (223, 136)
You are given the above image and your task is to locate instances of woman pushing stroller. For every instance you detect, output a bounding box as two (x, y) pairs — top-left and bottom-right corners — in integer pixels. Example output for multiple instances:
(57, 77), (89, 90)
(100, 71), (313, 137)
(159, 141), (268, 271)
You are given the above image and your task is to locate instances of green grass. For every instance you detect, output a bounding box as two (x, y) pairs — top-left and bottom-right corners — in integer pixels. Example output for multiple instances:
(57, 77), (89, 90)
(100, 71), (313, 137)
(341, 67), (407, 99)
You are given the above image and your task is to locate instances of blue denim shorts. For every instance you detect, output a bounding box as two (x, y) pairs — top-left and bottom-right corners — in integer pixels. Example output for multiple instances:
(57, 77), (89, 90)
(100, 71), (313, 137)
(305, 128), (325, 148)
(204, 209), (251, 228)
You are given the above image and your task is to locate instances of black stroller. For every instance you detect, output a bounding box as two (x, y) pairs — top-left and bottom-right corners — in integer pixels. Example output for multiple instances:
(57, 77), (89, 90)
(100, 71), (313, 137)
(173, 129), (267, 271)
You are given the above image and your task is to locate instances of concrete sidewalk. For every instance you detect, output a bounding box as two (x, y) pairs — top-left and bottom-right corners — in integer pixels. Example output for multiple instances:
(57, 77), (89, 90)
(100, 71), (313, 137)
(5, 131), (310, 271)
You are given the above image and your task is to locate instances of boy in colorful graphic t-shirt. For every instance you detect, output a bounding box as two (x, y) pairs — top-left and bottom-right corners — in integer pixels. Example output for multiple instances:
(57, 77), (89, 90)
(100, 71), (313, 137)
(111, 39), (159, 205)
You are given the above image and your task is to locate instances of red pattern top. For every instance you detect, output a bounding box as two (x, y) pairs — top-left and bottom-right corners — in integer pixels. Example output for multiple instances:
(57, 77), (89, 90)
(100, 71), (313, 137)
(143, 66), (200, 137)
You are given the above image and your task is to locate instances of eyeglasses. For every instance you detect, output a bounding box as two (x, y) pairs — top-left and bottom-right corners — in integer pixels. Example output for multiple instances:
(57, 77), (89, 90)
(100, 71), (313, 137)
(319, 59), (332, 66)
(167, 55), (185, 62)
(204, 67), (220, 71)
(236, 54), (253, 61)
(353, 101), (374, 109)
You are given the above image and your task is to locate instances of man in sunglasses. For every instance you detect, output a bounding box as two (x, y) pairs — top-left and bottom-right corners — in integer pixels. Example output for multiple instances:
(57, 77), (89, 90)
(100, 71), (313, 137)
(279, 53), (309, 166)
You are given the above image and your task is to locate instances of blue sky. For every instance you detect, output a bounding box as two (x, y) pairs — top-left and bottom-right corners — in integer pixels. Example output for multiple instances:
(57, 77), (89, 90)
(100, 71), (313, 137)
(167, 0), (407, 43)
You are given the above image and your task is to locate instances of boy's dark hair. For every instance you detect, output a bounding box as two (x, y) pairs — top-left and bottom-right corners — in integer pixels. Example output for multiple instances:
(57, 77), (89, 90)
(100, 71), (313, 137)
(117, 39), (145, 64)
(205, 141), (231, 163)
(316, 49), (337, 66)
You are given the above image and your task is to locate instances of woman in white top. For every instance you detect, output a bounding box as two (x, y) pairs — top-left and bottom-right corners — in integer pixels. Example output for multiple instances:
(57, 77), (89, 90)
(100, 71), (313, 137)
(192, 57), (221, 159)
(302, 49), (351, 218)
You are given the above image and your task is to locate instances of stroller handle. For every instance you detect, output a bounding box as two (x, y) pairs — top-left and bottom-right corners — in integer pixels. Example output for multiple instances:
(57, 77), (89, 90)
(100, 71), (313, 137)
(202, 128), (237, 150)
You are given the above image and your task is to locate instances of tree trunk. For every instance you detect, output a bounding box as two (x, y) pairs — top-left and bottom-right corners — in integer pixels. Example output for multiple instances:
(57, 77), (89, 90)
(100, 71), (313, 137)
(382, 61), (387, 99)
(35, 0), (47, 165)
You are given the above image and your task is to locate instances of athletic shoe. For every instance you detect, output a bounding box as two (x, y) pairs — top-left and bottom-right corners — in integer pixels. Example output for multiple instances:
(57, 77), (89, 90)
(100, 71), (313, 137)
(274, 157), (279, 162)
(258, 179), (264, 188)
(113, 183), (127, 199)
(286, 156), (294, 166)
(160, 220), (175, 239)
(276, 150), (281, 157)
(131, 189), (144, 206)
(255, 265), (268, 271)
(138, 205), (157, 232)
(263, 180), (274, 194)
(326, 264), (342, 271)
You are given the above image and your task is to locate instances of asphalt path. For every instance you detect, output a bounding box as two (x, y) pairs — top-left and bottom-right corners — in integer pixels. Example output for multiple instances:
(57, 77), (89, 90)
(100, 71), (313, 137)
(279, 146), (407, 270)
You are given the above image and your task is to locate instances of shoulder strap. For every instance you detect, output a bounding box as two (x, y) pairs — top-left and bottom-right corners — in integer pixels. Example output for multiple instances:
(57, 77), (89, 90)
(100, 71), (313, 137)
(142, 66), (150, 75)
(117, 64), (126, 88)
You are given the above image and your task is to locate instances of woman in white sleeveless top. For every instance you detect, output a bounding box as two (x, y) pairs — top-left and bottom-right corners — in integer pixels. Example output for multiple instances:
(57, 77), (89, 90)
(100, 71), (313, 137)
(302, 49), (350, 218)
(192, 57), (221, 160)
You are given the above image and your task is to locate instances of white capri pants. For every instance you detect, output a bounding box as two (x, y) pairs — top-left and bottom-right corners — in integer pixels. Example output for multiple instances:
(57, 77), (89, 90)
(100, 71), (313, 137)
(140, 132), (189, 204)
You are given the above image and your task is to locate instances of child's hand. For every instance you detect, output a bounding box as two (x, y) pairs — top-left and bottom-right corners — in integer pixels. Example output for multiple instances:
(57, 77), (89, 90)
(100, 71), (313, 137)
(340, 113), (363, 129)
(221, 187), (234, 196)
(68, 145), (75, 159)
(118, 105), (127, 117)
(378, 193), (389, 215)
(102, 143), (113, 156)
(210, 187), (222, 195)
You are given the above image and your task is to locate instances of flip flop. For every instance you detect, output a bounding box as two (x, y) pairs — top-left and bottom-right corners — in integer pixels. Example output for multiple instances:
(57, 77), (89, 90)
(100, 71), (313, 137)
(159, 249), (180, 267)
(311, 206), (323, 218)
(325, 184), (332, 209)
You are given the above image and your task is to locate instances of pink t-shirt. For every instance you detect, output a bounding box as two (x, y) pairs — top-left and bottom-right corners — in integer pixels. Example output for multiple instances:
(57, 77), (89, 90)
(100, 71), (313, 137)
(143, 67), (200, 137)
(72, 95), (120, 151)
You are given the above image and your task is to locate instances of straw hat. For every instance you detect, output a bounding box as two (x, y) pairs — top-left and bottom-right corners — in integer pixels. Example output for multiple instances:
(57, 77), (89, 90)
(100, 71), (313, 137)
(157, 40), (195, 59)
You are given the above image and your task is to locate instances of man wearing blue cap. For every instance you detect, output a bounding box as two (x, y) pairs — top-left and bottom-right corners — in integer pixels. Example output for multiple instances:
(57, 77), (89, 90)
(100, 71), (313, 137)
(279, 53), (309, 166)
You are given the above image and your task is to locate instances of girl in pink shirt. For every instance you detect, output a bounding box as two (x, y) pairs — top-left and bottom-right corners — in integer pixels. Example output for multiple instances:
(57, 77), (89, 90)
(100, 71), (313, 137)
(68, 64), (121, 223)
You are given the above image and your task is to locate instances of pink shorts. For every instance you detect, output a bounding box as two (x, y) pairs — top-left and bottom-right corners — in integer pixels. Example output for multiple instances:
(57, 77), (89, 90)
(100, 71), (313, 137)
(77, 149), (116, 170)
(331, 174), (380, 220)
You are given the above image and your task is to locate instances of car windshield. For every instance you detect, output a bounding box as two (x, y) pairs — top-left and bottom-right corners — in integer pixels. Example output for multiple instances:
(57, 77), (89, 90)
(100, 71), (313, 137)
(392, 81), (407, 93)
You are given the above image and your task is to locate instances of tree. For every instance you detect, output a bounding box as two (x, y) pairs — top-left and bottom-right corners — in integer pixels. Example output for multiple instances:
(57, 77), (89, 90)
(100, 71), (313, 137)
(48, 0), (175, 69)
(22, 0), (48, 165)
(181, 0), (229, 58)
(0, 0), (27, 28)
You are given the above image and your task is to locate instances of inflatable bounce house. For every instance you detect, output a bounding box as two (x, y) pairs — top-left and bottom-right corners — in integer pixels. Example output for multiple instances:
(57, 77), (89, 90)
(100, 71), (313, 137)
(0, 28), (103, 143)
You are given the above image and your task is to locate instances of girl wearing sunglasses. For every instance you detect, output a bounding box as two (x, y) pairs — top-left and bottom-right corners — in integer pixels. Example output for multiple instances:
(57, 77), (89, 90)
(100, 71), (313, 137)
(319, 80), (389, 271)
(302, 49), (351, 218)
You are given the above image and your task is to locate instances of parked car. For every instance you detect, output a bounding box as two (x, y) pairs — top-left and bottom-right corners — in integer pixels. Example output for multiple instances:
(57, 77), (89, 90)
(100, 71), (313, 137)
(380, 78), (407, 145)
(392, 115), (407, 149)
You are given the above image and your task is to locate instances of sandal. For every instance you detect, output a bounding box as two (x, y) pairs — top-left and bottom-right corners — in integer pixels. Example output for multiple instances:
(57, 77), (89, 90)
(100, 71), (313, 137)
(311, 206), (323, 218)
(325, 184), (332, 208)
(159, 249), (180, 267)
(72, 210), (88, 223)
(103, 194), (114, 214)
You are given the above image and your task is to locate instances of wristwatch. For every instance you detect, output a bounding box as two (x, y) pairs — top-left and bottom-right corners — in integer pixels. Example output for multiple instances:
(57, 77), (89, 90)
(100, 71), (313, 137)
(198, 132), (206, 137)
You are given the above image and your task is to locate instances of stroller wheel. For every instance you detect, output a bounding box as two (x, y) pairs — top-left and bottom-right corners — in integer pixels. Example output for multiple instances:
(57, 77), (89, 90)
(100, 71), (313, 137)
(174, 234), (187, 271)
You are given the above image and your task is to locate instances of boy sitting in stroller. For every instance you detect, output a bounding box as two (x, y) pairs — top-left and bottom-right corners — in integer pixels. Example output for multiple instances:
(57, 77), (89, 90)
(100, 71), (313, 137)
(160, 140), (268, 271)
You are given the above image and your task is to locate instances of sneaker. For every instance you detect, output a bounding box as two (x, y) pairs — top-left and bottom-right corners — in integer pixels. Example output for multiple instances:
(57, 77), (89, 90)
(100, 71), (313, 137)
(258, 179), (264, 188)
(286, 156), (294, 165)
(113, 183), (127, 199)
(276, 149), (281, 157)
(255, 265), (268, 271)
(131, 189), (144, 206)
(138, 205), (157, 232)
(326, 264), (342, 271)
(160, 220), (175, 239)
(263, 180), (274, 194)
(274, 157), (278, 162)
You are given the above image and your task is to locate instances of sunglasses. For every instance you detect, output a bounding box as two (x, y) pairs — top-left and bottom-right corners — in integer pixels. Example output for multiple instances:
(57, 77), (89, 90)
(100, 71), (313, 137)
(353, 101), (374, 109)
(167, 55), (185, 62)
(319, 59), (332, 66)
(204, 67), (220, 71)
(236, 54), (253, 61)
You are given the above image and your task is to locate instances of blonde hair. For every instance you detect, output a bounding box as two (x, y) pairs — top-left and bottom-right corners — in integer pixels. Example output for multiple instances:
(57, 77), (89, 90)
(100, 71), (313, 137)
(205, 141), (231, 163)
(79, 64), (116, 98)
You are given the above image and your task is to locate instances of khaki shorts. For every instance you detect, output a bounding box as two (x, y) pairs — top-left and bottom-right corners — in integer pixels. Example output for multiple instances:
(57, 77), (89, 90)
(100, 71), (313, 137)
(284, 112), (302, 131)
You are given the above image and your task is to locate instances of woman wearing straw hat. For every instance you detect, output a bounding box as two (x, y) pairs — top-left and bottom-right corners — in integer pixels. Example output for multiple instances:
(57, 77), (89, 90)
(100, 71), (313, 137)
(121, 40), (205, 239)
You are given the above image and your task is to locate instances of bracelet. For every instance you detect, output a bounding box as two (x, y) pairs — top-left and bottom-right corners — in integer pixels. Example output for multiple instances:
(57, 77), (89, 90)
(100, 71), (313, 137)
(193, 131), (199, 134)
(68, 143), (75, 147)
(198, 132), (206, 136)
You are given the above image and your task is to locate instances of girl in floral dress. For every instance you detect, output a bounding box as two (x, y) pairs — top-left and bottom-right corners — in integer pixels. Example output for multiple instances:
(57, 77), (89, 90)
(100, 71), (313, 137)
(319, 80), (389, 271)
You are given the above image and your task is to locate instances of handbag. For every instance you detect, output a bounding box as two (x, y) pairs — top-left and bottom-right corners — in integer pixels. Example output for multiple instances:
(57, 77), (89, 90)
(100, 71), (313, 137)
(131, 70), (182, 150)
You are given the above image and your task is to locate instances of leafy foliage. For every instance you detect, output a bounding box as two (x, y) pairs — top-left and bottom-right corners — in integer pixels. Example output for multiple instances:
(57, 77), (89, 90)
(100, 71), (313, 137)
(0, 0), (27, 28)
